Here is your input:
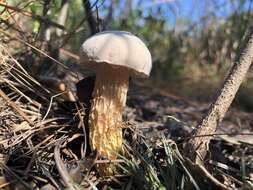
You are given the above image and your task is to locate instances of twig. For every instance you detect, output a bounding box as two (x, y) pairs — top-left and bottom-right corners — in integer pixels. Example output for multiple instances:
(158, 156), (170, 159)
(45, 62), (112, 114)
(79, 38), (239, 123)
(95, 159), (125, 164)
(54, 140), (78, 190)
(59, 48), (80, 60)
(178, 132), (253, 141)
(76, 104), (87, 158)
(185, 158), (232, 190)
(0, 178), (19, 189)
(42, 92), (66, 122)
(0, 2), (65, 30)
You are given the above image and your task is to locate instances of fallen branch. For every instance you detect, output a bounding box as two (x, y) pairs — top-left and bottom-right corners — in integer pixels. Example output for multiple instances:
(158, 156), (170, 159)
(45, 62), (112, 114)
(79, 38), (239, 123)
(185, 27), (253, 162)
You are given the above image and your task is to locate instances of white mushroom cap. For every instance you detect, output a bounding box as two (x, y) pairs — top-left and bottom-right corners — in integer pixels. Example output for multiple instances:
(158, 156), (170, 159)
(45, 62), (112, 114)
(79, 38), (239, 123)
(79, 31), (152, 77)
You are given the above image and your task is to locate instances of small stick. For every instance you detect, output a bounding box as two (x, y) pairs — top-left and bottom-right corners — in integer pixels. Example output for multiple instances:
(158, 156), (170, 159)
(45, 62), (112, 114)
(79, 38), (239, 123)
(54, 140), (77, 190)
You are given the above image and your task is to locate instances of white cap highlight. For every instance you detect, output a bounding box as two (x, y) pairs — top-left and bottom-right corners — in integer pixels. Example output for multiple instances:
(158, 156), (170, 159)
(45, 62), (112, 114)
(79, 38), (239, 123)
(80, 31), (152, 77)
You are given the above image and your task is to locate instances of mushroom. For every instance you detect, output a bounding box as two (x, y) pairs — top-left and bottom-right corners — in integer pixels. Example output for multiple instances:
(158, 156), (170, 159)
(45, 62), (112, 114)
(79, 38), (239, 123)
(79, 31), (152, 175)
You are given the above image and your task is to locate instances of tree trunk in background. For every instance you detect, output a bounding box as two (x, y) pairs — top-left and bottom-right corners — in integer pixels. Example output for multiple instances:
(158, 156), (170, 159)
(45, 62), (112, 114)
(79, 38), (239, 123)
(103, 0), (115, 30)
(37, 0), (51, 40)
(126, 0), (132, 17)
(82, 0), (99, 35)
(185, 27), (253, 163)
(56, 0), (69, 37)
(37, 0), (70, 75)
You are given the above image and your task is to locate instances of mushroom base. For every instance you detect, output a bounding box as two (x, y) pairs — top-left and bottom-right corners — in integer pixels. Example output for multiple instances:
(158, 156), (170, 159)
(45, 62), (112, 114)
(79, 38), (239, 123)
(89, 69), (129, 175)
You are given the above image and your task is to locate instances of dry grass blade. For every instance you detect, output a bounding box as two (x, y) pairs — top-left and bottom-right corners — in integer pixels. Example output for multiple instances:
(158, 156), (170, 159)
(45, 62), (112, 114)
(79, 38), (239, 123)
(0, 38), (87, 189)
(0, 163), (33, 190)
(0, 89), (33, 125)
(0, 28), (78, 78)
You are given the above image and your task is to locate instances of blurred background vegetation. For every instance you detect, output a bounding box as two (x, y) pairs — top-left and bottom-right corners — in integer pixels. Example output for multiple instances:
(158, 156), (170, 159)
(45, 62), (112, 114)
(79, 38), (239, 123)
(2, 0), (253, 109)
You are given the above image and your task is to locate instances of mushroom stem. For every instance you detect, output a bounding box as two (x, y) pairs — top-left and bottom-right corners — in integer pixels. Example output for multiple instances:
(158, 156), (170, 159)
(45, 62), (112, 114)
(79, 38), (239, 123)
(89, 67), (129, 174)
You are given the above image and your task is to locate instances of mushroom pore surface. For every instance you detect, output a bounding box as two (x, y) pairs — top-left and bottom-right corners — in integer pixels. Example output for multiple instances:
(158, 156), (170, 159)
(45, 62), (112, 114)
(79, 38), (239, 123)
(89, 67), (129, 174)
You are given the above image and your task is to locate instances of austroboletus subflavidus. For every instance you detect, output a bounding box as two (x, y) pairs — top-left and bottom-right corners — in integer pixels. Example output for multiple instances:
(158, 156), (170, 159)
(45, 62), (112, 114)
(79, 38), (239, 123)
(79, 31), (152, 175)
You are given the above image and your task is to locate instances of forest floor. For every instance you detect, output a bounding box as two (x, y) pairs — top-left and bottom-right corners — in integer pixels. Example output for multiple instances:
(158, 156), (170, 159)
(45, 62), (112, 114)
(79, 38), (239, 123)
(0, 45), (253, 190)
